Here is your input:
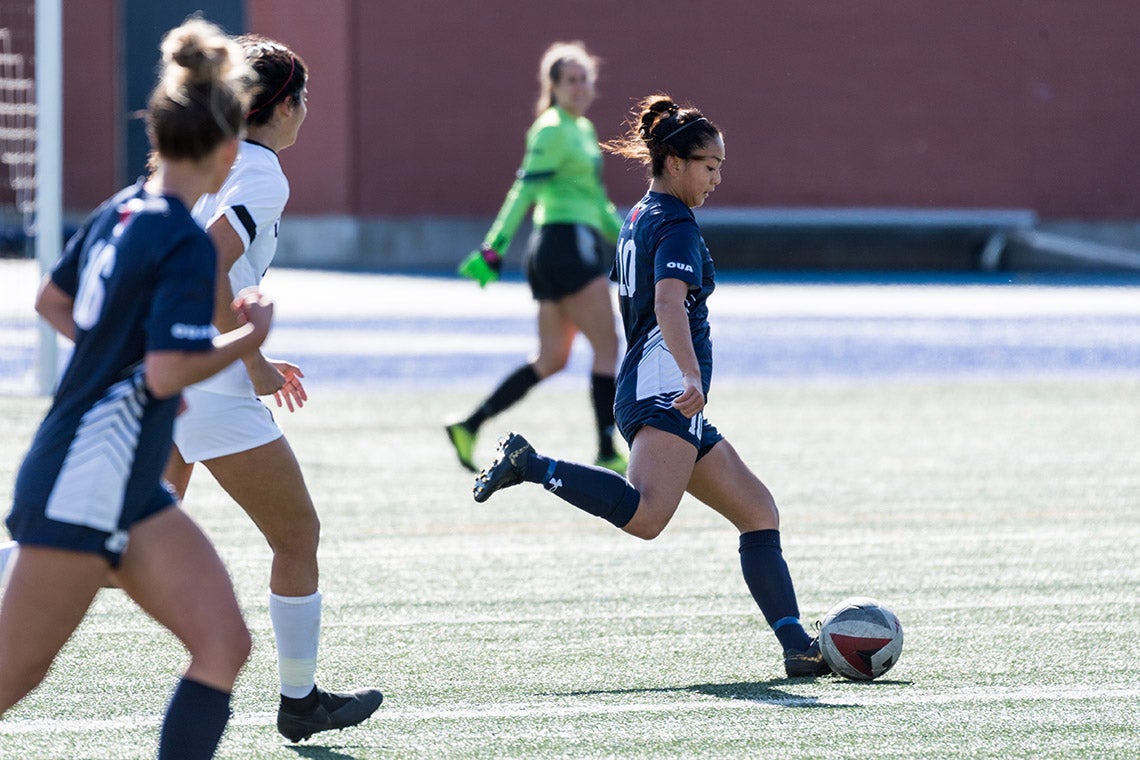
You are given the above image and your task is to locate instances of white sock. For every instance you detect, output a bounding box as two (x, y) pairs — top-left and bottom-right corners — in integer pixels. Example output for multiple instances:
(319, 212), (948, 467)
(269, 590), (322, 699)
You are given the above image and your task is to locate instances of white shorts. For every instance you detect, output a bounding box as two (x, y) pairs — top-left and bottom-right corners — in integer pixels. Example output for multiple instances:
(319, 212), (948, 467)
(173, 388), (283, 463)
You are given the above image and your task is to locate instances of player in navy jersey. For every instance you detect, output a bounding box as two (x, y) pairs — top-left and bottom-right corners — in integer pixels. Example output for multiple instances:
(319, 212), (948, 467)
(472, 95), (831, 679)
(0, 20), (273, 759)
(161, 35), (383, 743)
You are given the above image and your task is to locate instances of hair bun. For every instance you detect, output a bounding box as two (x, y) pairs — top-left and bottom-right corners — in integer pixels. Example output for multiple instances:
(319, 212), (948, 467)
(160, 18), (242, 86)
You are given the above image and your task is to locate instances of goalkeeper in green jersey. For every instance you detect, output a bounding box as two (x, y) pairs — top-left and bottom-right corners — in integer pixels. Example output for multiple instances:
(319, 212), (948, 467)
(450, 41), (626, 474)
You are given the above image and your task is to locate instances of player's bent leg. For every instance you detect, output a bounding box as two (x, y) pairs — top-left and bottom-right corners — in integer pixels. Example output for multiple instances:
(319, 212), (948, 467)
(117, 507), (251, 691)
(0, 546), (105, 715)
(473, 428), (691, 540)
(202, 436), (320, 596)
(117, 507), (250, 759)
(621, 427), (696, 540)
(474, 431), (640, 527)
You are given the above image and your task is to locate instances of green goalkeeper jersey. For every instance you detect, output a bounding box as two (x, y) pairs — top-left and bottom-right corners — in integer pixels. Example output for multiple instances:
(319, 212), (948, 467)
(483, 105), (623, 255)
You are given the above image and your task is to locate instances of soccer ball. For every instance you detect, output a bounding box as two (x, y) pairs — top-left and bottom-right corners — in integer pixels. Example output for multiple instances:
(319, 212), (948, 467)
(819, 596), (903, 680)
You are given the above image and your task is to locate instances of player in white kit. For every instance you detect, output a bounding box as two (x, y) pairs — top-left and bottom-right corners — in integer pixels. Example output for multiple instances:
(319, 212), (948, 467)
(164, 35), (383, 743)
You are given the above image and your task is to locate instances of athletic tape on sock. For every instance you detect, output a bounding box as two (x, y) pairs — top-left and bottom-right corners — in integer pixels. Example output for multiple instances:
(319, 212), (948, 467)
(772, 615), (800, 631)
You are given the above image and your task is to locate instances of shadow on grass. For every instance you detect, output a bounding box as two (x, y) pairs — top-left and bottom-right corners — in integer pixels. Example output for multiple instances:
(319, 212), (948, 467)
(286, 744), (365, 759)
(561, 678), (910, 708)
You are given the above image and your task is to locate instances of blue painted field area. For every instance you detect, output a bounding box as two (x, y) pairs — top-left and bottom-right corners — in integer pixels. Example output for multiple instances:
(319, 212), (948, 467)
(2, 261), (1138, 393)
(238, 312), (1140, 389)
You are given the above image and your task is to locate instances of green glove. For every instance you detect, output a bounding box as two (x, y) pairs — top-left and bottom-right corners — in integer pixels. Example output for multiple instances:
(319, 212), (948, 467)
(458, 246), (503, 287)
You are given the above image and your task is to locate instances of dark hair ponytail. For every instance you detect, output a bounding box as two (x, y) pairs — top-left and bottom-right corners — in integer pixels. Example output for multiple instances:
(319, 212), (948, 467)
(604, 94), (720, 177)
(238, 34), (308, 126)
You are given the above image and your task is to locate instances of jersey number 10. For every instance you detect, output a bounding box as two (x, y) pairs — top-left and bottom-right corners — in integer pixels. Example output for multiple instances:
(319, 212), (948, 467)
(615, 237), (636, 298)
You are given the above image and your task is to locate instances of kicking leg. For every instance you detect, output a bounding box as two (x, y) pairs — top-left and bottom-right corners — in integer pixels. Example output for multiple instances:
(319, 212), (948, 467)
(473, 426), (694, 541)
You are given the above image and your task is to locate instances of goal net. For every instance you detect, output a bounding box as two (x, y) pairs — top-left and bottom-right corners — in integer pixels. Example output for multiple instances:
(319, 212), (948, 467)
(1, 0), (61, 395)
(0, 4), (35, 253)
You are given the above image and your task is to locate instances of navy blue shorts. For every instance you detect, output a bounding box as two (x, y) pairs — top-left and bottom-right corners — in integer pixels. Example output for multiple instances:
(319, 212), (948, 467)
(6, 484), (176, 568)
(524, 223), (610, 301)
(615, 395), (724, 460)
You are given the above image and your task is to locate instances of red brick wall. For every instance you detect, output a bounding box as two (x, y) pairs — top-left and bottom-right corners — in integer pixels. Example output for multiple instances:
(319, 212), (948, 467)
(51, 1), (1140, 219)
(62, 0), (118, 209)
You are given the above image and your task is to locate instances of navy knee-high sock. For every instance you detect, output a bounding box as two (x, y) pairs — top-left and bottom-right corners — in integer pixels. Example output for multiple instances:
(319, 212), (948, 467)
(159, 677), (232, 760)
(739, 529), (812, 651)
(466, 364), (541, 431)
(522, 453), (639, 528)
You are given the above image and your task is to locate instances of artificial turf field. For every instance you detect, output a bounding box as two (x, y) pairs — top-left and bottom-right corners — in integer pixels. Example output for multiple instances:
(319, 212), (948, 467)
(0, 267), (1138, 758)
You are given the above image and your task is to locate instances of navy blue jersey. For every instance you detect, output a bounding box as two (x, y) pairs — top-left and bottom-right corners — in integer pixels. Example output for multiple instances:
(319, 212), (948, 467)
(8, 182), (216, 558)
(610, 191), (716, 406)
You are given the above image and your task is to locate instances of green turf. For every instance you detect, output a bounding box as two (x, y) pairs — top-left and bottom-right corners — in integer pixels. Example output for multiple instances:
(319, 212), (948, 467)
(1, 378), (1138, 758)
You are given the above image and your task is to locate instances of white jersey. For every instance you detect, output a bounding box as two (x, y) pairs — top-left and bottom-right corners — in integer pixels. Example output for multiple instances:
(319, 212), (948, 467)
(188, 141), (289, 397)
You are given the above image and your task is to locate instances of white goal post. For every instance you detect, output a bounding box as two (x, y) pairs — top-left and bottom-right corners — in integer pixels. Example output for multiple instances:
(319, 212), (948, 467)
(0, 0), (61, 394)
(33, 0), (61, 394)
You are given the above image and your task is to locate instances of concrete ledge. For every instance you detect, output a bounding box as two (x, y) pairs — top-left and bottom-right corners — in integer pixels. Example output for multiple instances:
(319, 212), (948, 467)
(694, 207), (1038, 271)
(275, 215), (492, 272)
(181, 210), (1140, 273)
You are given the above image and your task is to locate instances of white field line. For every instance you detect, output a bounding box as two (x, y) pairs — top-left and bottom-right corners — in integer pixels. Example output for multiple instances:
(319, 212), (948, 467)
(63, 606), (1140, 635)
(2, 685), (1137, 735)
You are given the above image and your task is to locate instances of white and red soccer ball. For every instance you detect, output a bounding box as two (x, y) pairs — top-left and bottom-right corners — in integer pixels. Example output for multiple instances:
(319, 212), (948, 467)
(819, 596), (904, 680)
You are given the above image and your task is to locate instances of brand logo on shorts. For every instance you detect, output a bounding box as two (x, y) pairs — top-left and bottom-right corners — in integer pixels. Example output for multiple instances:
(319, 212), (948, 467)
(105, 530), (129, 554)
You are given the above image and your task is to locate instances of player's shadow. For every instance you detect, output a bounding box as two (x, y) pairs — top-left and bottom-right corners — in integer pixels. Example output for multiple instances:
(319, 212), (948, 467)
(286, 744), (366, 759)
(561, 680), (856, 709)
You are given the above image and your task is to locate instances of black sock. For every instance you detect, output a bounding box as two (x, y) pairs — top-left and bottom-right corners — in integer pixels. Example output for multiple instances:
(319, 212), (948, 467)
(280, 685), (319, 715)
(466, 364), (541, 431)
(522, 453), (639, 528)
(158, 678), (232, 760)
(590, 373), (618, 458)
(739, 529), (811, 651)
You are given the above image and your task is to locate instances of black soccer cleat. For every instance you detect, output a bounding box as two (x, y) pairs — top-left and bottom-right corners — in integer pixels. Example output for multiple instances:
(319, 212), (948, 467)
(783, 638), (832, 678)
(473, 432), (533, 503)
(277, 686), (384, 743)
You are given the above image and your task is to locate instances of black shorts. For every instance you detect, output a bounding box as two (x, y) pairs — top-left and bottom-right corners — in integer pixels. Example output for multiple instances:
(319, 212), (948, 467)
(524, 223), (610, 301)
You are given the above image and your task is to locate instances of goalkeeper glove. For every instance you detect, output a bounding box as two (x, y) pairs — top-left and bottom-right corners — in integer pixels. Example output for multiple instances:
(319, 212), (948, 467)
(458, 245), (503, 287)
